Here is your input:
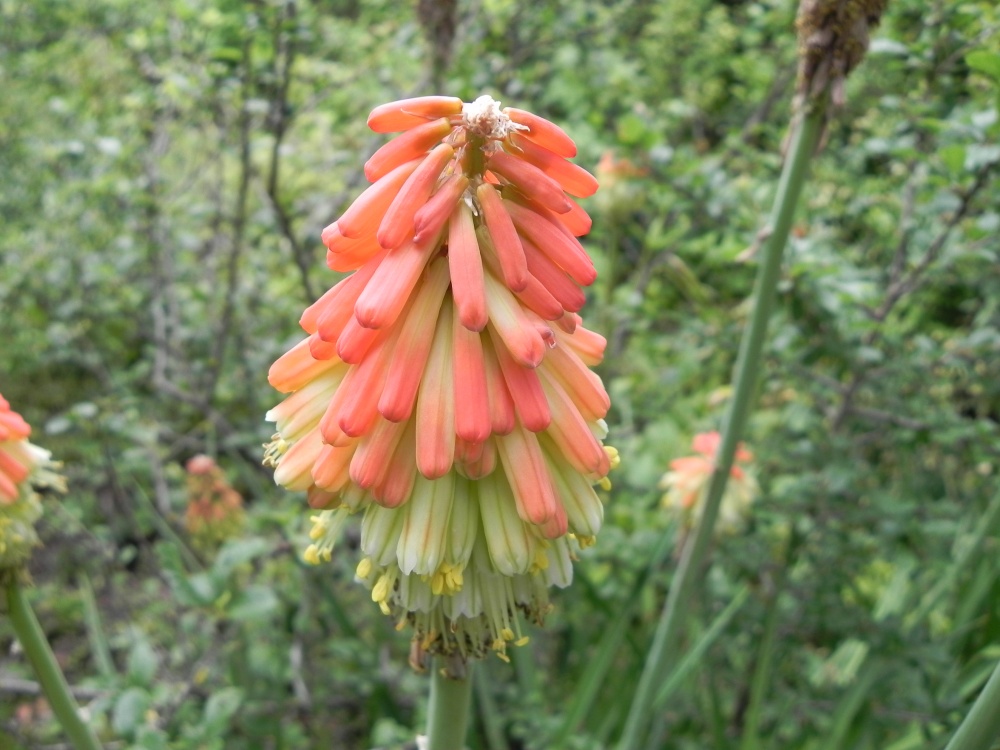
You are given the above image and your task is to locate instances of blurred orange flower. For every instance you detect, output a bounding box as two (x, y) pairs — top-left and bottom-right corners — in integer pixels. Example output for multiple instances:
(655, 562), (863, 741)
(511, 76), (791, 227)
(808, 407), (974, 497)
(660, 431), (758, 535)
(184, 455), (245, 549)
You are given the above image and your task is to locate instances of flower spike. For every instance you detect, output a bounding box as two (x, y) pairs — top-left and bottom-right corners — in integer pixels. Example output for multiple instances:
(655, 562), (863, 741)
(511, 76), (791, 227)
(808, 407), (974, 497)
(0, 394), (65, 572)
(265, 95), (617, 666)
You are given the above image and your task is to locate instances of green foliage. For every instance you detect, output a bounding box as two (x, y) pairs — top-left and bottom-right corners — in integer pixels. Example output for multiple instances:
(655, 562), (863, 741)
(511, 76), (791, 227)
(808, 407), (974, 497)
(1, 0), (1000, 748)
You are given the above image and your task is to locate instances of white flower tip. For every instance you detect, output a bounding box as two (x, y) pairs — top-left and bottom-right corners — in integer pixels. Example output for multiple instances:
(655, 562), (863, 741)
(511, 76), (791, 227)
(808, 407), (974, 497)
(462, 95), (522, 140)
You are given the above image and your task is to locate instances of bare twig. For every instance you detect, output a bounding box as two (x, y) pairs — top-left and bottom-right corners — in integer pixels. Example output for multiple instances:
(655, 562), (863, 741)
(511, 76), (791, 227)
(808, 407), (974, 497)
(205, 33), (254, 402)
(146, 443), (173, 516)
(875, 166), (994, 319)
(144, 110), (179, 391)
(884, 168), (919, 293)
(0, 675), (105, 701)
(741, 63), (797, 144)
(149, 374), (272, 476)
(831, 164), (995, 430)
(847, 405), (929, 431)
(289, 639), (312, 708)
(263, 0), (318, 303)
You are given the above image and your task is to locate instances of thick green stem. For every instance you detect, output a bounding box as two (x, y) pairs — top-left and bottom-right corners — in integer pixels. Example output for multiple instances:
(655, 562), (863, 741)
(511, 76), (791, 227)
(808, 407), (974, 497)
(5, 578), (104, 750)
(615, 107), (825, 750)
(944, 657), (1000, 750)
(426, 660), (474, 750)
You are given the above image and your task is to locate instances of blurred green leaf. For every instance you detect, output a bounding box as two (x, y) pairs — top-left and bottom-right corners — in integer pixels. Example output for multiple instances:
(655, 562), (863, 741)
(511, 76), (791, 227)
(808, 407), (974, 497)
(212, 537), (272, 579)
(127, 635), (159, 686)
(967, 51), (1000, 83)
(132, 727), (169, 750)
(204, 687), (244, 733)
(965, 144), (1000, 171)
(940, 144), (967, 174)
(226, 585), (280, 622)
(112, 687), (151, 737)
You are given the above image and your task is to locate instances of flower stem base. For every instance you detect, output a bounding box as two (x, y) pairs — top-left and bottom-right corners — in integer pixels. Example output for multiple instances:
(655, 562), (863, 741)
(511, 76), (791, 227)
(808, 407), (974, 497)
(426, 658), (474, 750)
(5, 577), (104, 750)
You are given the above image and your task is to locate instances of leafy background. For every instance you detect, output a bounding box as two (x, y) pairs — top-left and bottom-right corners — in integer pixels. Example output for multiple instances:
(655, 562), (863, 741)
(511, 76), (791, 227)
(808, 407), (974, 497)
(1, 0), (999, 748)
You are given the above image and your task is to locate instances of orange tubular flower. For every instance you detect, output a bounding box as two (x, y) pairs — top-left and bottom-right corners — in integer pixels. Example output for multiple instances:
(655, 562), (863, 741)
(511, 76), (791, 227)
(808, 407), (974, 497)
(265, 95), (617, 665)
(0, 394), (63, 570)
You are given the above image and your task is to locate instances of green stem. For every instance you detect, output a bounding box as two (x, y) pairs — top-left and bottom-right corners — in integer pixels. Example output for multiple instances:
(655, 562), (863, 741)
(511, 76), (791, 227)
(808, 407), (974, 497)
(653, 584), (751, 708)
(131, 479), (202, 571)
(738, 573), (786, 750)
(79, 574), (115, 680)
(5, 578), (104, 750)
(817, 662), (882, 750)
(554, 530), (676, 745)
(944, 656), (1000, 750)
(474, 665), (511, 750)
(615, 107), (825, 750)
(906, 490), (1000, 632)
(427, 660), (474, 750)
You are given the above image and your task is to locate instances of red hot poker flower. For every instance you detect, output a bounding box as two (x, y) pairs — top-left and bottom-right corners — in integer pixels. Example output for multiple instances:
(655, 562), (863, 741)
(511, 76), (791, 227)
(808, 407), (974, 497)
(660, 431), (758, 536)
(0, 396), (33, 503)
(266, 95), (617, 665)
(0, 394), (64, 570)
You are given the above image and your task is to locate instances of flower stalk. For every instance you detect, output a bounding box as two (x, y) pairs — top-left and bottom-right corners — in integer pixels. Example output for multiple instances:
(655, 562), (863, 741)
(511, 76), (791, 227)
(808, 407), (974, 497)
(427, 660), (474, 750)
(5, 577), (104, 750)
(616, 106), (825, 750)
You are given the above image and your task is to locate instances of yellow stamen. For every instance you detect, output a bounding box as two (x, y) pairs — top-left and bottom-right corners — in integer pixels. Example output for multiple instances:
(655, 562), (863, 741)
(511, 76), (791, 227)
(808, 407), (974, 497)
(302, 544), (321, 565)
(309, 520), (326, 541)
(262, 435), (288, 468)
(604, 444), (621, 469)
(530, 546), (550, 574)
(372, 574), (390, 604)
